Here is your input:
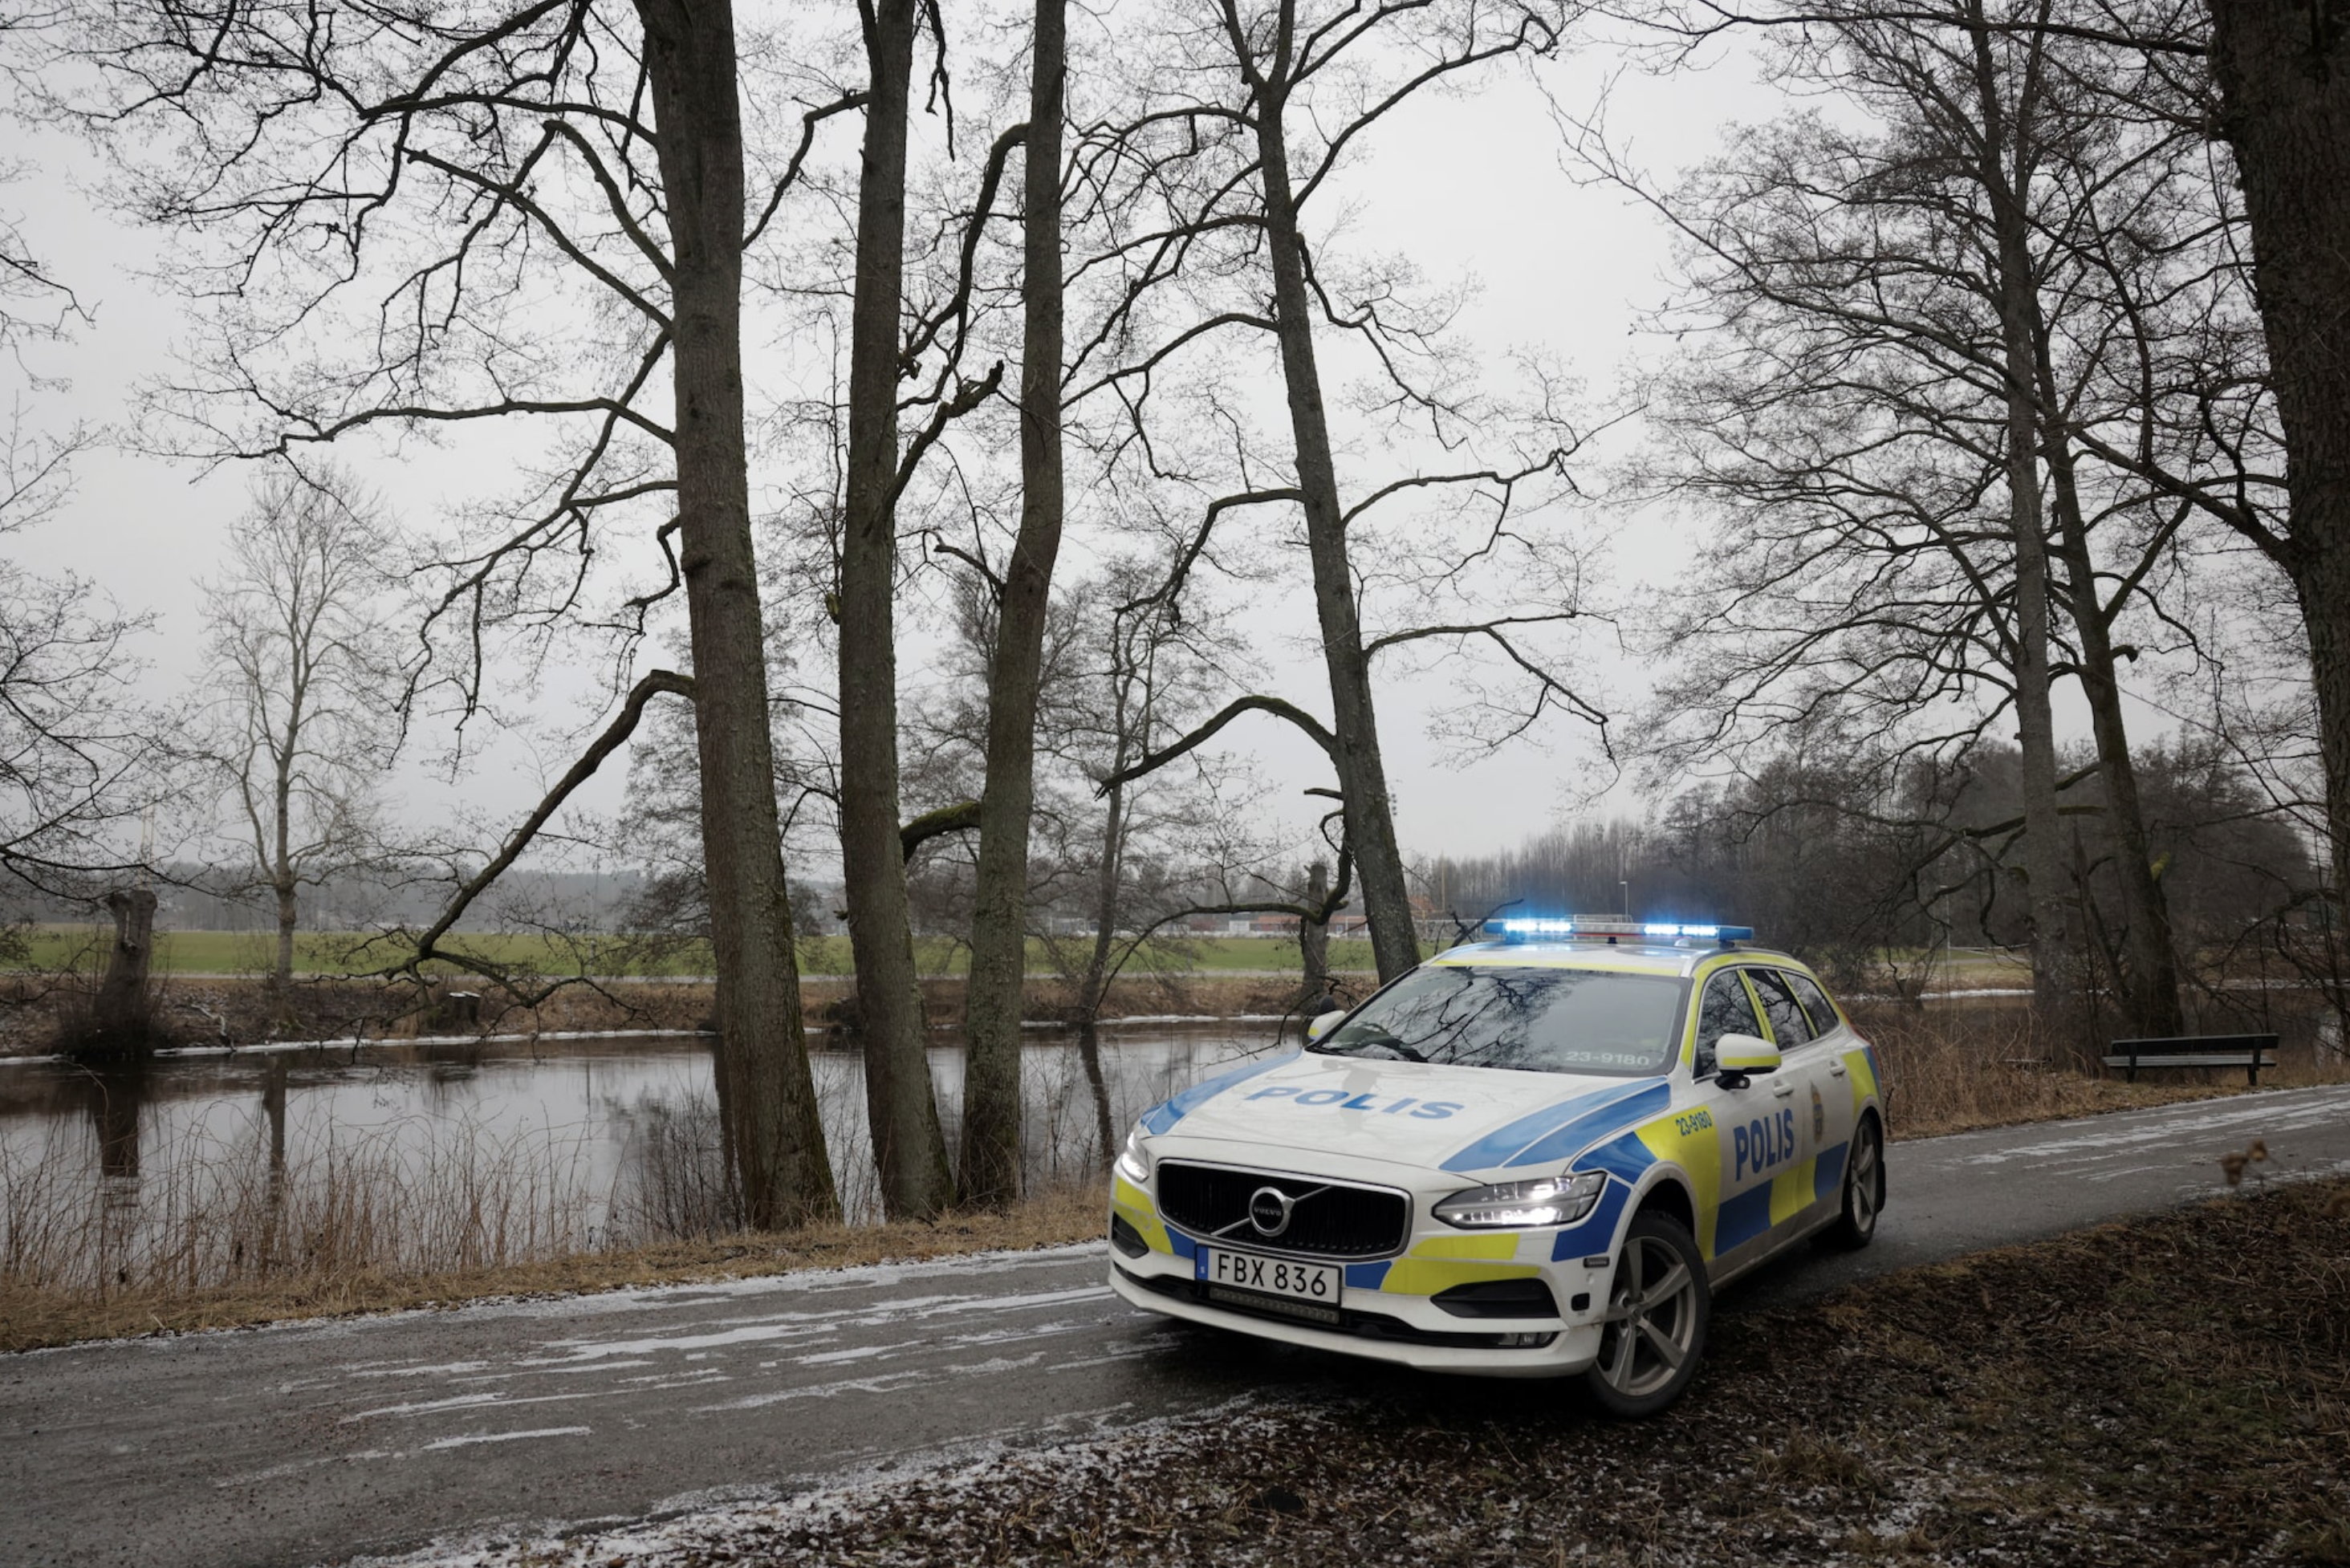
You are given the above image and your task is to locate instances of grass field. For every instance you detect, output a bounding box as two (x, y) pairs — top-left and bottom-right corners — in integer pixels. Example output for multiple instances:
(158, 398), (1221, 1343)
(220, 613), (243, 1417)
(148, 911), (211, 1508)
(10, 924), (1386, 979)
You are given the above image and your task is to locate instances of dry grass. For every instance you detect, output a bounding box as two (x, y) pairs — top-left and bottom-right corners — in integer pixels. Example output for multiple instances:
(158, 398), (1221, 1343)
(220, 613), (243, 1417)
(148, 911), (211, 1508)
(0, 1182), (1105, 1355)
(2, 1111), (611, 1299)
(1849, 999), (2347, 1139)
(0, 1073), (1112, 1354)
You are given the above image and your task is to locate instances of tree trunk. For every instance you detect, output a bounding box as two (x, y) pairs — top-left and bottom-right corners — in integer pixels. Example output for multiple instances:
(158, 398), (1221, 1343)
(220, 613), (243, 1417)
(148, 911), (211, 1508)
(272, 878), (298, 1006)
(272, 746), (297, 1003)
(637, 0), (837, 1229)
(2209, 0), (2350, 905)
(91, 888), (159, 1050)
(959, 0), (1067, 1208)
(1968, 8), (2074, 1034)
(2044, 436), (2185, 1036)
(1253, 91), (1420, 985)
(1075, 1018), (1114, 1172)
(1076, 775), (1127, 1035)
(2004, 304), (2075, 1034)
(1299, 859), (1332, 1006)
(840, 0), (953, 1220)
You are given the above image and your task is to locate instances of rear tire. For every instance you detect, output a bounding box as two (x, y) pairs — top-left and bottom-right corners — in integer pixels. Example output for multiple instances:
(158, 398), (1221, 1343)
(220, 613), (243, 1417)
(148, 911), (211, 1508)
(1583, 1210), (1710, 1419)
(1823, 1113), (1884, 1250)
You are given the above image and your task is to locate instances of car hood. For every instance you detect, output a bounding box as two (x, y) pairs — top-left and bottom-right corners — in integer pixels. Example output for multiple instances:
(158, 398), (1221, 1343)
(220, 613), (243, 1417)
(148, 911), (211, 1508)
(1140, 1050), (1674, 1177)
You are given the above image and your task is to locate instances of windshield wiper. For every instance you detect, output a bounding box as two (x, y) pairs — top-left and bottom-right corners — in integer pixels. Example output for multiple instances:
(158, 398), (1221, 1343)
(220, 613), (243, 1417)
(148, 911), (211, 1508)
(1313, 1031), (1427, 1063)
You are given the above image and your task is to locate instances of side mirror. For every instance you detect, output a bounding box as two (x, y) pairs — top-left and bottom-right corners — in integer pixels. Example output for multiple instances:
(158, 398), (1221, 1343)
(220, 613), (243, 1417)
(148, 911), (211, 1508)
(1715, 1032), (1779, 1087)
(1305, 1009), (1346, 1043)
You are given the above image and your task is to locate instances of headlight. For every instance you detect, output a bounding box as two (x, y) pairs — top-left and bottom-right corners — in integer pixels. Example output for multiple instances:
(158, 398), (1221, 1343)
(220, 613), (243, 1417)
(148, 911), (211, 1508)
(1114, 1122), (1151, 1184)
(1433, 1170), (1606, 1229)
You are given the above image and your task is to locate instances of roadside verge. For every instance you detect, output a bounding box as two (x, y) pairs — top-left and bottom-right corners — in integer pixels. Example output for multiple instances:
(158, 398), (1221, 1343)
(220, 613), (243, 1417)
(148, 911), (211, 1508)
(366, 1177), (2350, 1568)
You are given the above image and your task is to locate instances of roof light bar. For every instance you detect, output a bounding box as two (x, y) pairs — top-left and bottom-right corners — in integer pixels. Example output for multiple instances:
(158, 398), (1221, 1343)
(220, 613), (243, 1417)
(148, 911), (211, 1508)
(1480, 916), (1755, 945)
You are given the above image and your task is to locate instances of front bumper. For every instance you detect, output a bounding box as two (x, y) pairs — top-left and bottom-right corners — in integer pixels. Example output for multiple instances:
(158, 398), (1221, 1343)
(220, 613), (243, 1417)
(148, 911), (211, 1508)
(1109, 1172), (1615, 1379)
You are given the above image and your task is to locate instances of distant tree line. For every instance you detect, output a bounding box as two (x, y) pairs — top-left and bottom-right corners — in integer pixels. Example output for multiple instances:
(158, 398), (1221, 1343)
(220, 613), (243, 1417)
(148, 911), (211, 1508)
(1429, 737), (2313, 1027)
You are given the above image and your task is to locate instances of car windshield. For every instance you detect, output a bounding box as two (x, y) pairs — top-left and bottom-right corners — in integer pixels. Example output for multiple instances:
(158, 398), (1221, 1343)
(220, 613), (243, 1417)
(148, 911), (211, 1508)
(1311, 965), (1689, 1077)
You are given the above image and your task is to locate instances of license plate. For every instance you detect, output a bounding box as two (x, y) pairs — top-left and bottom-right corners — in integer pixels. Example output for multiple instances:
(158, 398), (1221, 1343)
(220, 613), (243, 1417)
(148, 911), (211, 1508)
(1194, 1247), (1343, 1306)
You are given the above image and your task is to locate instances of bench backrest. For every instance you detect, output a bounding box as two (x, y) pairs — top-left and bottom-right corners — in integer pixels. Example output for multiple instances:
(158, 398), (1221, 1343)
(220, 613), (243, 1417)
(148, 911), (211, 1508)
(2105, 1034), (2278, 1061)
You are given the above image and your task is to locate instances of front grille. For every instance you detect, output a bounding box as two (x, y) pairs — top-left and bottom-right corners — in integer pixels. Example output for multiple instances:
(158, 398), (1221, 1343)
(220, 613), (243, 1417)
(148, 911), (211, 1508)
(1119, 1266), (1552, 1350)
(1155, 1160), (1409, 1258)
(1205, 1284), (1342, 1325)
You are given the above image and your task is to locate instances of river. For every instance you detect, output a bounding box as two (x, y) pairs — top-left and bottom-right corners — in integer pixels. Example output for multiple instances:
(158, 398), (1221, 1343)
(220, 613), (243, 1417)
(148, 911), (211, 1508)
(15, 992), (2335, 1289)
(0, 1026), (1287, 1279)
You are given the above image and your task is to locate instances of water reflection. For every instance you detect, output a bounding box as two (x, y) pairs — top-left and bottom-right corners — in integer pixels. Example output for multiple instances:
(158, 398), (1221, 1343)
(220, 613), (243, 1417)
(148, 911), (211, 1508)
(262, 1056), (287, 1198)
(0, 1026), (1279, 1248)
(81, 1061), (149, 1184)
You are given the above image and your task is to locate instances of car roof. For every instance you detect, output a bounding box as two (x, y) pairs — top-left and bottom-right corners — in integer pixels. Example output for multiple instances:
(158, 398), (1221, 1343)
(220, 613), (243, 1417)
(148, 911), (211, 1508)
(1427, 940), (1814, 981)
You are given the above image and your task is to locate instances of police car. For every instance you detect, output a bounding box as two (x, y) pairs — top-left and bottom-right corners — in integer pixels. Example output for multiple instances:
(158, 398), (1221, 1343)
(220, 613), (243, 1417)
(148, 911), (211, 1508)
(1106, 919), (1886, 1416)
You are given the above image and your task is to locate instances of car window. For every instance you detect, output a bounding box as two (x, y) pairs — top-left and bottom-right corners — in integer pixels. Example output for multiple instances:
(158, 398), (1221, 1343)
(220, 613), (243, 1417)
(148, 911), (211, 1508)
(1786, 972), (1843, 1036)
(1313, 965), (1689, 1077)
(1692, 970), (1762, 1079)
(1746, 968), (1816, 1046)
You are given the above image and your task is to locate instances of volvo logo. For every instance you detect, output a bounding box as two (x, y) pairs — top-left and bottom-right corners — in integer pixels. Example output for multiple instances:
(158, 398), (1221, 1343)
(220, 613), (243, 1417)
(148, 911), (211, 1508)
(1247, 1185), (1297, 1237)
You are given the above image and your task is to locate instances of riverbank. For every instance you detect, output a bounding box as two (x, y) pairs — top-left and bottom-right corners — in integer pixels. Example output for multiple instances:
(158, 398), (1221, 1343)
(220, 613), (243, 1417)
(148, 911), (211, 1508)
(0, 969), (1339, 1058)
(10, 926), (1388, 981)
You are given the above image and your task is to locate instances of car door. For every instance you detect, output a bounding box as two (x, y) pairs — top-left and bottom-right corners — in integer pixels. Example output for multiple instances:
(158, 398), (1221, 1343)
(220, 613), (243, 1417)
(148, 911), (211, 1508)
(1743, 966), (1844, 1239)
(1689, 966), (1798, 1271)
(1781, 968), (1860, 1188)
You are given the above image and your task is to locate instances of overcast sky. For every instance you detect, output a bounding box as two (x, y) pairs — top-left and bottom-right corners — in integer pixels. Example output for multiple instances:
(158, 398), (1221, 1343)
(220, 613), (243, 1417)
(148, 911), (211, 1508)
(2, 18), (2132, 888)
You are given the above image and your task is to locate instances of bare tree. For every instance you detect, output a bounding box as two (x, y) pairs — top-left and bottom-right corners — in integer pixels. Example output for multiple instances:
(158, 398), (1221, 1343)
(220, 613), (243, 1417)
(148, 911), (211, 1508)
(1193, 0), (1579, 982)
(193, 466), (400, 1009)
(2202, 0), (2350, 904)
(0, 522), (149, 907)
(0, 99), (148, 916)
(959, 0), (1070, 1208)
(834, 0), (966, 1221)
(1592, 0), (2218, 1035)
(48, 0), (843, 1226)
(1046, 570), (1330, 1165)
(1045, 0), (1600, 987)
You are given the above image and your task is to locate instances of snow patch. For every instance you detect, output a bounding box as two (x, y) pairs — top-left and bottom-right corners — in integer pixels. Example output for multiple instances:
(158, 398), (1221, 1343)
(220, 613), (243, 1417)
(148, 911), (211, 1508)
(417, 1426), (594, 1452)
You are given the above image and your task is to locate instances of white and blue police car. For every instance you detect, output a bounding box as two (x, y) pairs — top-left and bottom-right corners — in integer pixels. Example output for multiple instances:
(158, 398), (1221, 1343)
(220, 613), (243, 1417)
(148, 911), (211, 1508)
(1106, 919), (1887, 1416)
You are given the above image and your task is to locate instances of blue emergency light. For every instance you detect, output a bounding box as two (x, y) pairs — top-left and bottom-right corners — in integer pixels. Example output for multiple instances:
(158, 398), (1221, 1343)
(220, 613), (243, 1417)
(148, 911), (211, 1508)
(1480, 916), (1754, 947)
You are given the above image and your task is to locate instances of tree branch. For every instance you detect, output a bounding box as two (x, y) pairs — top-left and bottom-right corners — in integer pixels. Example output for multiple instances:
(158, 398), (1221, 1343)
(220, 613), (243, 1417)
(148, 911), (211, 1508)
(393, 668), (693, 981)
(1096, 694), (1336, 794)
(901, 798), (982, 861)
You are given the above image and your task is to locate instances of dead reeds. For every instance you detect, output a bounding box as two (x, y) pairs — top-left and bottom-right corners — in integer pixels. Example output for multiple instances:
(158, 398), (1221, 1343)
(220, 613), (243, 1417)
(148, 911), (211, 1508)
(0, 1110), (604, 1301)
(1849, 999), (2349, 1139)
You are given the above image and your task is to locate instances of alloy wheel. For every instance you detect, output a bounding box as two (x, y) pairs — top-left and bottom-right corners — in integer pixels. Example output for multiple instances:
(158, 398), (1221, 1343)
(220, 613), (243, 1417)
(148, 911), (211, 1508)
(1595, 1233), (1701, 1399)
(1848, 1125), (1881, 1237)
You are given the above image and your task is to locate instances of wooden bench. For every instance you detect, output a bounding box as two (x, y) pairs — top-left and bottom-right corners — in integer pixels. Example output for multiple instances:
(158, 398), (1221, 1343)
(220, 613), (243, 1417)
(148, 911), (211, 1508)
(2104, 1034), (2279, 1086)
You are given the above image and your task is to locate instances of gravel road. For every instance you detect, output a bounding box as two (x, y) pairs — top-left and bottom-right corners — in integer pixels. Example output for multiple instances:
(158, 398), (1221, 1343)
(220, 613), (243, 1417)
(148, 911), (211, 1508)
(6, 1082), (2346, 1568)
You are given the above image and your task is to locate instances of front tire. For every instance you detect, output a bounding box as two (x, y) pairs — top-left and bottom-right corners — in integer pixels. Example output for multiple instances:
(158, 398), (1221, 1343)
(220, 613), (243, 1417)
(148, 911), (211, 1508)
(1584, 1210), (1710, 1419)
(1823, 1113), (1884, 1249)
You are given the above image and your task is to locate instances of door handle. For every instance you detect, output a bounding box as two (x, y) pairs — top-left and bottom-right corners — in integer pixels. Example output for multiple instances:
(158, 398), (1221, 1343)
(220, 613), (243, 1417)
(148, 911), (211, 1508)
(1828, 1063), (1848, 1078)
(1771, 1082), (1795, 1099)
